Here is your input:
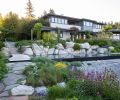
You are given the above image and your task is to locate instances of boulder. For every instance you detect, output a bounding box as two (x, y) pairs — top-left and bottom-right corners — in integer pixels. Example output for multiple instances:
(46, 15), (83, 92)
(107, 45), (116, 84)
(97, 48), (108, 54)
(11, 85), (34, 96)
(80, 43), (90, 49)
(59, 50), (68, 55)
(48, 48), (55, 55)
(66, 42), (74, 48)
(56, 43), (64, 50)
(9, 54), (31, 61)
(80, 49), (86, 54)
(91, 45), (99, 50)
(54, 49), (59, 55)
(35, 86), (48, 96)
(22, 46), (31, 51)
(1, 47), (10, 57)
(108, 46), (114, 51)
(87, 48), (92, 54)
(65, 48), (74, 54)
(23, 48), (33, 56)
(32, 44), (42, 56)
(57, 82), (66, 87)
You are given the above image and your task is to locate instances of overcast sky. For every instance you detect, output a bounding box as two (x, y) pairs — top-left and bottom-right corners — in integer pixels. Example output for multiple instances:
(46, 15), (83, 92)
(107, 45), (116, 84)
(0, 0), (120, 23)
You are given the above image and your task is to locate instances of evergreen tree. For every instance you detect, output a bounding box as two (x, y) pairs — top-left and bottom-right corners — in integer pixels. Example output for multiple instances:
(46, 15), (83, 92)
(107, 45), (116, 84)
(49, 8), (55, 14)
(26, 0), (34, 19)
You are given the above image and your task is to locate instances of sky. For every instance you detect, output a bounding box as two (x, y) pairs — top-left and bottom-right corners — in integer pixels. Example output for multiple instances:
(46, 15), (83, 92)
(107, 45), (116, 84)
(0, 0), (120, 23)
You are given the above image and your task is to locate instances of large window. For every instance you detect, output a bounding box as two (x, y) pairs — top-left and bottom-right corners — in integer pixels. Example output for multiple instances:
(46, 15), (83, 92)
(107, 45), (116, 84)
(55, 18), (58, 23)
(84, 21), (92, 27)
(51, 17), (55, 23)
(51, 17), (68, 24)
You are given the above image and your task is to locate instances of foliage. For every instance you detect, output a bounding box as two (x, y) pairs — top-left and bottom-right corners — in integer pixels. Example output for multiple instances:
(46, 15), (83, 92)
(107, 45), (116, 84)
(59, 39), (66, 48)
(54, 62), (67, 69)
(26, 0), (34, 19)
(73, 43), (80, 51)
(42, 32), (56, 43)
(69, 61), (81, 67)
(84, 30), (92, 39)
(23, 57), (69, 87)
(34, 23), (43, 40)
(48, 68), (120, 100)
(103, 24), (112, 31)
(49, 8), (55, 15)
(0, 41), (5, 50)
(15, 40), (34, 47)
(0, 52), (7, 80)
(3, 12), (19, 33)
(48, 85), (68, 100)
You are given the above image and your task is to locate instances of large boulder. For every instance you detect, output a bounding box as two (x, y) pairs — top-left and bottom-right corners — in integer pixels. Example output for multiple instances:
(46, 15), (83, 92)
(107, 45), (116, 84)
(35, 86), (48, 96)
(23, 48), (33, 56)
(97, 48), (108, 54)
(80, 49), (86, 54)
(11, 85), (34, 96)
(59, 50), (68, 55)
(9, 54), (31, 61)
(80, 43), (90, 49)
(48, 48), (55, 55)
(91, 45), (99, 50)
(65, 48), (74, 54)
(54, 49), (59, 55)
(56, 43), (64, 50)
(66, 42), (74, 48)
(32, 44), (42, 56)
(1, 47), (10, 57)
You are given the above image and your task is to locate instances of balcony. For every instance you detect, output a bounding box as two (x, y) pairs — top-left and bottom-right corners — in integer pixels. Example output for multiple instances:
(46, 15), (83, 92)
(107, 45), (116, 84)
(50, 23), (81, 30)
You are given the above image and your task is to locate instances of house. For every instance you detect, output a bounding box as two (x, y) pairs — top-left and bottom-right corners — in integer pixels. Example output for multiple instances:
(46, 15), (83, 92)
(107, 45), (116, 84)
(42, 14), (104, 40)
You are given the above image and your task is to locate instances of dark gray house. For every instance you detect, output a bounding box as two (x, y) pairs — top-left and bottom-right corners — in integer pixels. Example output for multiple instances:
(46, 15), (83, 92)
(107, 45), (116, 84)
(42, 14), (104, 40)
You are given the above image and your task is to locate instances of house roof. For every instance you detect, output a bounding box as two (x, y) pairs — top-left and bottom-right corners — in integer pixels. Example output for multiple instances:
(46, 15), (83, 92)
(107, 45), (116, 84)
(42, 14), (105, 25)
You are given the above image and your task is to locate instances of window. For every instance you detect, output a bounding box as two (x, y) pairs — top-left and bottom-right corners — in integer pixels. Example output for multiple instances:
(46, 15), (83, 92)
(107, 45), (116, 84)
(61, 19), (64, 24)
(51, 17), (55, 23)
(58, 18), (61, 24)
(65, 19), (67, 24)
(55, 18), (58, 23)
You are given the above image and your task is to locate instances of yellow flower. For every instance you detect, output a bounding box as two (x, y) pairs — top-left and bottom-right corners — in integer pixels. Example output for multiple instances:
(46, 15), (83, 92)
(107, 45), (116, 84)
(54, 62), (67, 69)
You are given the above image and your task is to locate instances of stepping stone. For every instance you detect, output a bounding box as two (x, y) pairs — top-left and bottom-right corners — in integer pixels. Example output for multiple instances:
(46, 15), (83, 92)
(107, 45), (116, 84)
(0, 83), (5, 92)
(9, 54), (31, 62)
(3, 73), (26, 86)
(0, 91), (9, 97)
(4, 84), (20, 91)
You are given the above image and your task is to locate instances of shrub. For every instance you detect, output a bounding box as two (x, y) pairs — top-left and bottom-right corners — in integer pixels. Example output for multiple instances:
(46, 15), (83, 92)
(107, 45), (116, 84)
(69, 61), (81, 67)
(24, 57), (69, 87)
(0, 41), (4, 50)
(48, 85), (68, 100)
(0, 53), (7, 80)
(73, 43), (80, 51)
(42, 32), (56, 43)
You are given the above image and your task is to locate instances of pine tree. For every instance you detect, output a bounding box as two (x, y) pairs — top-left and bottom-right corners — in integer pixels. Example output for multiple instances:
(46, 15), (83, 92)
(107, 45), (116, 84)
(49, 8), (55, 14)
(26, 0), (34, 19)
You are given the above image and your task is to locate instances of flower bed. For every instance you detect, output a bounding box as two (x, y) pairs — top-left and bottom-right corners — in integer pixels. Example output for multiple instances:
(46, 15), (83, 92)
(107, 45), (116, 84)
(22, 57), (120, 100)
